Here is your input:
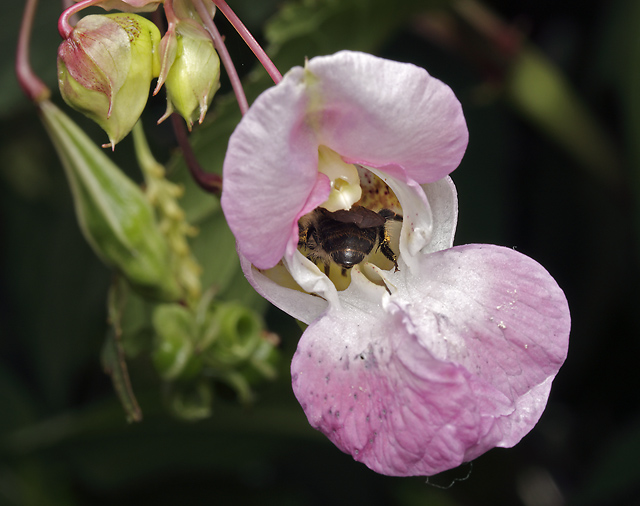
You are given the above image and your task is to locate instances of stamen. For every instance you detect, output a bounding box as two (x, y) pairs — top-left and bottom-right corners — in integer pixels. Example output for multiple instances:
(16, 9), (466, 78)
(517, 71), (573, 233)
(316, 146), (362, 212)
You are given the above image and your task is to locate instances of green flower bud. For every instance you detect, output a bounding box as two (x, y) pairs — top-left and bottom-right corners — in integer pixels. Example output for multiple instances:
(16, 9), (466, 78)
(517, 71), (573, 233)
(57, 13), (161, 147)
(198, 302), (264, 367)
(152, 304), (202, 380)
(39, 100), (182, 301)
(157, 22), (220, 129)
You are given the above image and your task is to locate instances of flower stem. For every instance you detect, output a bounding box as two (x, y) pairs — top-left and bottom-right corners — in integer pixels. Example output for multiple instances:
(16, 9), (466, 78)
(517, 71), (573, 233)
(58, 0), (101, 38)
(170, 113), (223, 195)
(211, 0), (282, 84)
(192, 0), (249, 115)
(16, 0), (50, 103)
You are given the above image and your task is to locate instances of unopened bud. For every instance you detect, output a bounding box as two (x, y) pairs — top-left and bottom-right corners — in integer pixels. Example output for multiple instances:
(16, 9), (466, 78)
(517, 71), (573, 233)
(152, 304), (202, 380)
(57, 13), (161, 147)
(157, 22), (220, 128)
(39, 101), (182, 301)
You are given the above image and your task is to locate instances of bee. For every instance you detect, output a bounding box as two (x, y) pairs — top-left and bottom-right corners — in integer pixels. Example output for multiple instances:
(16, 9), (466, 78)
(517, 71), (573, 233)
(298, 205), (403, 276)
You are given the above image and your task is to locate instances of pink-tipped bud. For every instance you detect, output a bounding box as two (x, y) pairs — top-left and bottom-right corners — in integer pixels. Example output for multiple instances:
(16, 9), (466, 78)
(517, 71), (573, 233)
(57, 13), (161, 147)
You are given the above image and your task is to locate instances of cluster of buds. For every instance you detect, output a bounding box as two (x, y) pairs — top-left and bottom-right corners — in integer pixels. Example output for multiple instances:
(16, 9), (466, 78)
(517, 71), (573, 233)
(47, 0), (277, 421)
(57, 0), (220, 147)
(151, 295), (279, 419)
(39, 98), (280, 420)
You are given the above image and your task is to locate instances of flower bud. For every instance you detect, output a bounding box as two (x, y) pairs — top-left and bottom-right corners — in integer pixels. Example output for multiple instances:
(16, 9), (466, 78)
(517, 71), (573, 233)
(39, 100), (182, 301)
(157, 22), (220, 129)
(152, 304), (202, 380)
(57, 13), (161, 147)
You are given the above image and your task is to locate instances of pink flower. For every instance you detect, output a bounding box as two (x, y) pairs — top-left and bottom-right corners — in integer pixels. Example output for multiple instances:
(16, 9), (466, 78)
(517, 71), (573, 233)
(221, 51), (570, 476)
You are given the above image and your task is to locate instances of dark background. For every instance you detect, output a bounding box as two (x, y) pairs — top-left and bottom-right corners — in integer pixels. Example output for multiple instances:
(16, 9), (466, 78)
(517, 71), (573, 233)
(2, 0), (639, 505)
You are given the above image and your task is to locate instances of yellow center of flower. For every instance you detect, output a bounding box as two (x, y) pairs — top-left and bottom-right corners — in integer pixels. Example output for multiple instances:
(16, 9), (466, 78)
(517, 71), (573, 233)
(316, 146), (362, 212)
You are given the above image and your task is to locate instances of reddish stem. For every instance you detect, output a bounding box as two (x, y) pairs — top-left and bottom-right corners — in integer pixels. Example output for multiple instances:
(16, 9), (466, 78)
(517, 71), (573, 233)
(170, 114), (222, 195)
(211, 0), (282, 84)
(58, 0), (101, 38)
(16, 0), (50, 103)
(193, 0), (249, 115)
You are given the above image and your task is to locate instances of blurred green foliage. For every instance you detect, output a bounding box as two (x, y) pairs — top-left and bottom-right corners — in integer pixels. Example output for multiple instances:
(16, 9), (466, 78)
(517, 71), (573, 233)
(2, 0), (640, 505)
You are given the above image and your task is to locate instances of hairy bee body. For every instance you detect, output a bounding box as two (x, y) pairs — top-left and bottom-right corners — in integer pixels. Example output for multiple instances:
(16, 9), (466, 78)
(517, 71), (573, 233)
(298, 206), (402, 275)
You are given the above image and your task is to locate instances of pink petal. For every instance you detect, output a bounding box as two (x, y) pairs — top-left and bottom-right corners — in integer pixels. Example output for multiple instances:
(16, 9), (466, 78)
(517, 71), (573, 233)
(398, 244), (570, 448)
(221, 73), (330, 269)
(222, 51), (467, 270)
(306, 51), (469, 183)
(291, 245), (569, 476)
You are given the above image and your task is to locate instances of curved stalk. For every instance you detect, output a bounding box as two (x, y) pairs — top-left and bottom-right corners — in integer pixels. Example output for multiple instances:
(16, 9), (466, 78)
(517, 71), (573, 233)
(193, 0), (248, 115)
(16, 0), (50, 103)
(212, 0), (282, 84)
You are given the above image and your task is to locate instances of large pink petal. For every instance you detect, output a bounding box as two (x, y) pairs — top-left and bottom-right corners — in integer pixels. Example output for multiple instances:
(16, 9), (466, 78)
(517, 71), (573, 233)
(396, 244), (570, 448)
(306, 51), (469, 183)
(291, 245), (569, 476)
(221, 72), (329, 269)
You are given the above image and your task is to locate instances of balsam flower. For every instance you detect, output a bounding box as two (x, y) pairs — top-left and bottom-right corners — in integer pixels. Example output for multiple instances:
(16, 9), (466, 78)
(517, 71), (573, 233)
(221, 51), (570, 476)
